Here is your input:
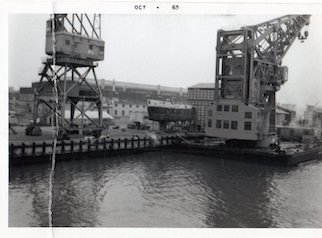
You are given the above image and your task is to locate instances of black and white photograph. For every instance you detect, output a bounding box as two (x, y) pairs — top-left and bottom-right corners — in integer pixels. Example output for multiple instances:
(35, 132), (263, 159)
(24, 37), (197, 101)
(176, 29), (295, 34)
(3, 0), (322, 236)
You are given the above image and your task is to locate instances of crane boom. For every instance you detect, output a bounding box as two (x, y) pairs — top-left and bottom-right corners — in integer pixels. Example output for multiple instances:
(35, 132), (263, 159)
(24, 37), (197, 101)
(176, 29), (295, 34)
(250, 15), (310, 64)
(206, 15), (310, 147)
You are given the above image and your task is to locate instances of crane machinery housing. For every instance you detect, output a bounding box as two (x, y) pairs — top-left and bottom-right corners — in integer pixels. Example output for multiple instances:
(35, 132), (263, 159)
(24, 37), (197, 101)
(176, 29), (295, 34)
(27, 14), (105, 137)
(205, 15), (310, 147)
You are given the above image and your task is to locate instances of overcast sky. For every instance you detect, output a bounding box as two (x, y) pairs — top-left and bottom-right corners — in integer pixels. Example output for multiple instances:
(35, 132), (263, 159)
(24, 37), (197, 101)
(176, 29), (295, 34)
(8, 14), (322, 112)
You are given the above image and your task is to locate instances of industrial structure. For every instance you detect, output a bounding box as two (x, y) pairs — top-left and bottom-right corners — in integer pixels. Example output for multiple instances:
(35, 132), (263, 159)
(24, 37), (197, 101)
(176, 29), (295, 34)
(276, 103), (296, 126)
(187, 83), (215, 131)
(11, 79), (186, 127)
(303, 105), (322, 129)
(28, 14), (105, 137)
(147, 99), (195, 131)
(206, 15), (310, 147)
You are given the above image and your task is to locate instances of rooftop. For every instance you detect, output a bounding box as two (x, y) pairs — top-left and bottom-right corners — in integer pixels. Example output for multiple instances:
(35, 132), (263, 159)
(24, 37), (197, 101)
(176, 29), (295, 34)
(188, 83), (215, 89)
(92, 79), (187, 93)
(276, 108), (289, 115)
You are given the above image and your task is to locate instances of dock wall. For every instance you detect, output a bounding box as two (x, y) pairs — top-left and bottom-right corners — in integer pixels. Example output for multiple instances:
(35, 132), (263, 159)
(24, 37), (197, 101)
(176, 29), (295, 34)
(9, 136), (179, 166)
(9, 136), (322, 167)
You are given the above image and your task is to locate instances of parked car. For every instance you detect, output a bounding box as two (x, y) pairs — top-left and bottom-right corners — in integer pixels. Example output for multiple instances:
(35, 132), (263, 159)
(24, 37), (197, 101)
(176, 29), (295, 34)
(139, 124), (150, 130)
(84, 136), (96, 143)
(132, 135), (139, 140)
(127, 123), (137, 129)
(98, 135), (110, 142)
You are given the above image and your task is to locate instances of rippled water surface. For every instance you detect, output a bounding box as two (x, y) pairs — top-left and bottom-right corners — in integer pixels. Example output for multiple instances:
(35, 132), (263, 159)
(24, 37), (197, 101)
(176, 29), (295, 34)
(9, 152), (322, 227)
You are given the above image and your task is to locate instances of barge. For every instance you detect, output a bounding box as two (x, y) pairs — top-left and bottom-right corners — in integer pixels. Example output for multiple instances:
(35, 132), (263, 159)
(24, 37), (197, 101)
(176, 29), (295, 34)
(171, 138), (322, 166)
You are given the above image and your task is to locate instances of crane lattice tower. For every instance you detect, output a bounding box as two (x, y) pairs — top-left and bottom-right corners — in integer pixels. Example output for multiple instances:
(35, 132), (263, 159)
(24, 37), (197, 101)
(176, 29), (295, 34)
(33, 14), (105, 136)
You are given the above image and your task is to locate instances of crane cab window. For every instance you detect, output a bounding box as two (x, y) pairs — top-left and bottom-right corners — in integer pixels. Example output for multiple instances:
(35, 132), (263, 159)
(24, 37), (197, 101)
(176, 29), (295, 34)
(65, 39), (70, 46)
(244, 121), (252, 130)
(231, 121), (238, 130)
(245, 112), (252, 119)
(217, 105), (222, 111)
(216, 120), (222, 128)
(224, 105), (230, 112)
(207, 119), (212, 128)
(46, 21), (52, 33)
(223, 120), (229, 129)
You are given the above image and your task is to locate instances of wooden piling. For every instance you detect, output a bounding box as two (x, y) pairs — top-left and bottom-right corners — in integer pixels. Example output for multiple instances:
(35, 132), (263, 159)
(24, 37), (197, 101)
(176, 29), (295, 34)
(21, 143), (25, 157)
(110, 139), (114, 150)
(118, 138), (121, 150)
(124, 138), (128, 149)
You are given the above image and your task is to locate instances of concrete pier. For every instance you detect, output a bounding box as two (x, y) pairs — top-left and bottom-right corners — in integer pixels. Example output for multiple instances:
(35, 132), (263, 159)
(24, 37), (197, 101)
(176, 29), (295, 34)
(9, 133), (322, 167)
(9, 135), (179, 166)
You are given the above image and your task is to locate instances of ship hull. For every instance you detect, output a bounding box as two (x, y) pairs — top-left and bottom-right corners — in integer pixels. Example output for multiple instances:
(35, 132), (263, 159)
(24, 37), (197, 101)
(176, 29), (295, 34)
(148, 106), (195, 122)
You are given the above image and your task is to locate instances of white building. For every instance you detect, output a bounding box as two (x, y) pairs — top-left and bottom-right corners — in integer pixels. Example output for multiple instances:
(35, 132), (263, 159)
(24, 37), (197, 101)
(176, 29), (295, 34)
(106, 101), (148, 126)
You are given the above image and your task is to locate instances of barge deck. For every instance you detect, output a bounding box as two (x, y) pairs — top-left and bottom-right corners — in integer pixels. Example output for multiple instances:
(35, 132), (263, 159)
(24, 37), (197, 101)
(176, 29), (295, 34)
(170, 141), (322, 166)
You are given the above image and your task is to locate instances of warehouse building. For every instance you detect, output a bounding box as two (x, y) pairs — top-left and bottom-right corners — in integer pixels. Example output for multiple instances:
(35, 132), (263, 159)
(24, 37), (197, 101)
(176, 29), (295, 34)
(187, 83), (215, 131)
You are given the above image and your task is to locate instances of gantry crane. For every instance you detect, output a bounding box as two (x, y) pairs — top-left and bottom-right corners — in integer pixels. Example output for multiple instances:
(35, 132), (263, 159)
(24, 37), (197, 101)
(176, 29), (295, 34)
(27, 14), (105, 137)
(206, 15), (310, 147)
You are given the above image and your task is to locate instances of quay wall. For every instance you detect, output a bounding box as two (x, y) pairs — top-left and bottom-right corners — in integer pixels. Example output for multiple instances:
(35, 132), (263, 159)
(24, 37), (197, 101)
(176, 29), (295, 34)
(9, 136), (179, 166)
(9, 135), (322, 167)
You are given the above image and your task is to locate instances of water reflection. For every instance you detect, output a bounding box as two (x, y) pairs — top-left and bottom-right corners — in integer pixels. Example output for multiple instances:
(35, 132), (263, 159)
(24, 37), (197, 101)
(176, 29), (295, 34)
(9, 152), (322, 227)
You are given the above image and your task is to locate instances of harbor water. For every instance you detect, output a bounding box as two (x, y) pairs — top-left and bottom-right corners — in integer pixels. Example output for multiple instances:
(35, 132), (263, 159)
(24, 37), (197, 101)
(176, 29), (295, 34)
(9, 152), (322, 227)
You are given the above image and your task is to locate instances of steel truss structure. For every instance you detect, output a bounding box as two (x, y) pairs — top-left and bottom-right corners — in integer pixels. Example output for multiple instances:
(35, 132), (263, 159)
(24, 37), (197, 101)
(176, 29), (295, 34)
(212, 15), (310, 145)
(32, 14), (104, 136)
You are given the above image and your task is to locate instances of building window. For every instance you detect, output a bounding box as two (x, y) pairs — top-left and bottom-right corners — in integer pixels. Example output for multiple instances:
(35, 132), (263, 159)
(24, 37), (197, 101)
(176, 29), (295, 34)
(231, 121), (238, 130)
(114, 110), (118, 116)
(245, 112), (252, 119)
(136, 105), (139, 108)
(122, 110), (125, 116)
(89, 44), (93, 50)
(224, 105), (230, 112)
(232, 105), (238, 112)
(122, 104), (125, 107)
(143, 105), (146, 108)
(130, 104), (132, 108)
(115, 103), (118, 107)
(244, 121), (252, 130)
(223, 120), (229, 129)
(217, 105), (222, 111)
(208, 110), (212, 117)
(216, 120), (222, 128)
(207, 119), (212, 128)
(65, 39), (70, 45)
(107, 109), (110, 114)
